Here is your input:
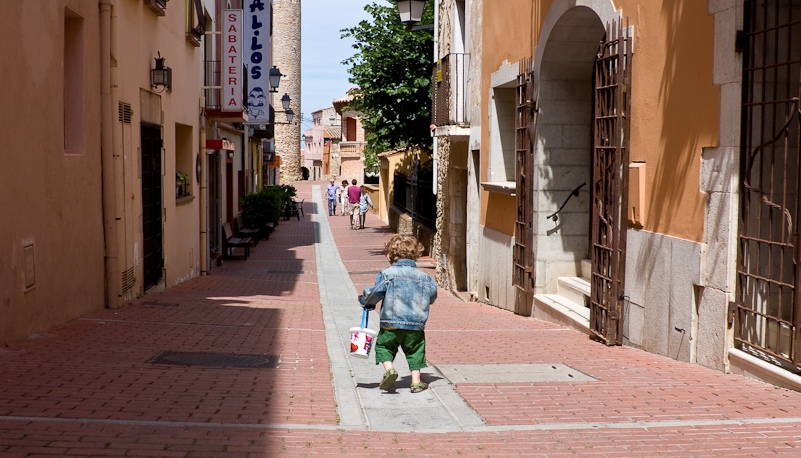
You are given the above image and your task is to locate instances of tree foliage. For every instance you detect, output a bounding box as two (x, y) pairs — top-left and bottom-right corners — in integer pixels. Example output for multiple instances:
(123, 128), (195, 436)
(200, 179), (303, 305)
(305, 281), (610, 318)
(341, 1), (434, 169)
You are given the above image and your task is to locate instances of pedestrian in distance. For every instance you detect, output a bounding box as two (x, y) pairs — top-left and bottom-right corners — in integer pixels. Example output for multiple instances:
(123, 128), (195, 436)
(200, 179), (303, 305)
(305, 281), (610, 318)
(326, 179), (340, 216)
(348, 179), (361, 229)
(359, 235), (437, 393)
(358, 185), (373, 229)
(340, 180), (350, 216)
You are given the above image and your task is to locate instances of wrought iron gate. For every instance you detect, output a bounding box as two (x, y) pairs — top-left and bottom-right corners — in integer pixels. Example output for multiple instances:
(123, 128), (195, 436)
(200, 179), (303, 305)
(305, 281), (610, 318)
(734, 0), (801, 368)
(513, 58), (536, 302)
(589, 20), (632, 345)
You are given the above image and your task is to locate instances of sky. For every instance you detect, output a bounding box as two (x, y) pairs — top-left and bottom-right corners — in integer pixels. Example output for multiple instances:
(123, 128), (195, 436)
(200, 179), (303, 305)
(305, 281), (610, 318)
(300, 0), (374, 135)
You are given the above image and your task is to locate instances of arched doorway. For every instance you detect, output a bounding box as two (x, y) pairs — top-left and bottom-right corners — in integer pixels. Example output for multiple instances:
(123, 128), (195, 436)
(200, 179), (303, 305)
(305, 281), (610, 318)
(531, 2), (631, 344)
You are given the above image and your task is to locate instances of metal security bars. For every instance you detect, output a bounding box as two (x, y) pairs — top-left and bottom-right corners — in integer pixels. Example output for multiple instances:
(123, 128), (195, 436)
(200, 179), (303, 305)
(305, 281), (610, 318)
(513, 58), (535, 298)
(589, 19), (632, 346)
(735, 0), (801, 369)
(393, 155), (437, 229)
(431, 53), (470, 127)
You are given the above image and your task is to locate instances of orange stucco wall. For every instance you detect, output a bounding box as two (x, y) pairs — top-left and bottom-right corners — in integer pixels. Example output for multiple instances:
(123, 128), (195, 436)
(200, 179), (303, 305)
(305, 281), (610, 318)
(481, 0), (718, 243)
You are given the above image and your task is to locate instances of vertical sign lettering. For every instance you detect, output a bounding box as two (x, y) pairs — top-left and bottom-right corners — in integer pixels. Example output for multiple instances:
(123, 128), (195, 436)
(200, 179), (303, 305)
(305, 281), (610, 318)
(245, 0), (271, 123)
(223, 10), (243, 112)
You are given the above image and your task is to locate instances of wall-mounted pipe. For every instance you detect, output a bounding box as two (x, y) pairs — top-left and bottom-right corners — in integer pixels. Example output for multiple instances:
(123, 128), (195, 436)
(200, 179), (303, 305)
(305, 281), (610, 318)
(100, 0), (121, 308)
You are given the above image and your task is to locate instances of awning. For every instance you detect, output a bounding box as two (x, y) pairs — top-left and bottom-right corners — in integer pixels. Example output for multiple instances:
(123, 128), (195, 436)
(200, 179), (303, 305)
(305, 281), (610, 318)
(206, 139), (235, 150)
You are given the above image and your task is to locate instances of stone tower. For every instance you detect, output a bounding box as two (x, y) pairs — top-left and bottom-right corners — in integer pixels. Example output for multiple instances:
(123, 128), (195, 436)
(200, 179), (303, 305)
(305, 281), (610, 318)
(273, 0), (302, 182)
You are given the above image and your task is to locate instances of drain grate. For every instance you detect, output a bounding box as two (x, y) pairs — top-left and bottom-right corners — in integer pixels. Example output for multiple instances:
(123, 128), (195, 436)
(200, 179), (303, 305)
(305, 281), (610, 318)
(148, 351), (280, 369)
(262, 270), (305, 274)
(348, 270), (381, 275)
(141, 301), (179, 307)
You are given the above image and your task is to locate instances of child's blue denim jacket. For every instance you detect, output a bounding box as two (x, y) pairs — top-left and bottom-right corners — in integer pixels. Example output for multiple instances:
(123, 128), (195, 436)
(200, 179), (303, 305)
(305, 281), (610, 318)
(359, 259), (438, 331)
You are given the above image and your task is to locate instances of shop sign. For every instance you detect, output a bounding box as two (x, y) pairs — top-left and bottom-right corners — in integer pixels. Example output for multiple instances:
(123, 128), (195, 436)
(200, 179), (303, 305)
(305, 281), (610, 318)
(223, 10), (243, 111)
(245, 0), (271, 123)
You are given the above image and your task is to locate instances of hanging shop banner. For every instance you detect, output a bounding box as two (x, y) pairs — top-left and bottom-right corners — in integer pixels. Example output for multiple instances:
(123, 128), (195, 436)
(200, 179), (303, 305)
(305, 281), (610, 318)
(245, 0), (272, 123)
(222, 9), (243, 112)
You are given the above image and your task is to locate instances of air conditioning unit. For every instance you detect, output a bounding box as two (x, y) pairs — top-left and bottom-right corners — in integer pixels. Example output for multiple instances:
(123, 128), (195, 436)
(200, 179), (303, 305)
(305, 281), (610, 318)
(145, 0), (168, 16)
(262, 139), (275, 163)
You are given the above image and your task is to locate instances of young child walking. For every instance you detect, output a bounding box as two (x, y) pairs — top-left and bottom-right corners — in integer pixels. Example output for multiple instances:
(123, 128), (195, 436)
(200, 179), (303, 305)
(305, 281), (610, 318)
(359, 235), (438, 392)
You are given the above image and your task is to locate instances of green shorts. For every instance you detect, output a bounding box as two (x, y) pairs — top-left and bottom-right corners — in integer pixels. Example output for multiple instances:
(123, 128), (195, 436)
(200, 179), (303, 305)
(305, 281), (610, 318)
(374, 328), (427, 371)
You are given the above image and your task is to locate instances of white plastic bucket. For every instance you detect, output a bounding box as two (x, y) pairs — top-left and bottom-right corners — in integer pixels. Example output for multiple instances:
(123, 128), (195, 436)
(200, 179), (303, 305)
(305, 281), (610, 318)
(349, 327), (377, 358)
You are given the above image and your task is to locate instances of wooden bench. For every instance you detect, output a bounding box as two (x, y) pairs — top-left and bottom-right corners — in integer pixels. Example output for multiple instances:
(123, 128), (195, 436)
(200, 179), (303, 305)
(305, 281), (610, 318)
(235, 213), (259, 246)
(223, 222), (251, 260)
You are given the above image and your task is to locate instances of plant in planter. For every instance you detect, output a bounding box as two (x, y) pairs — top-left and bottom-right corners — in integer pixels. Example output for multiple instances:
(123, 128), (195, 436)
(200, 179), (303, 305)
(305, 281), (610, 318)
(176, 171), (190, 198)
(240, 185), (299, 238)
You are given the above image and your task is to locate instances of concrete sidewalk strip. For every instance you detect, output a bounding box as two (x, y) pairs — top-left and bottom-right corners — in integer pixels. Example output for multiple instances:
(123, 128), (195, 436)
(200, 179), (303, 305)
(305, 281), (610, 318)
(312, 185), (485, 432)
(434, 363), (598, 383)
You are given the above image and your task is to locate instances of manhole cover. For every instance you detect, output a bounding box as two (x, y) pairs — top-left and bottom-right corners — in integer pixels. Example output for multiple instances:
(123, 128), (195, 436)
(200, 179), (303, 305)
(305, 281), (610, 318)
(148, 351), (280, 369)
(434, 364), (597, 383)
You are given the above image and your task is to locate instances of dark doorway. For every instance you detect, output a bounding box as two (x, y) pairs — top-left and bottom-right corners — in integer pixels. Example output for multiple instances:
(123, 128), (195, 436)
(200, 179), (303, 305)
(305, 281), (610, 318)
(141, 122), (163, 290)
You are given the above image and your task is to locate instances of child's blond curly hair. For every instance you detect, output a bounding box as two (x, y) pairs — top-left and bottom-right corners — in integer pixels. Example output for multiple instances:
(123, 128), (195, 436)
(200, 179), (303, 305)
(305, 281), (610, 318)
(385, 234), (424, 263)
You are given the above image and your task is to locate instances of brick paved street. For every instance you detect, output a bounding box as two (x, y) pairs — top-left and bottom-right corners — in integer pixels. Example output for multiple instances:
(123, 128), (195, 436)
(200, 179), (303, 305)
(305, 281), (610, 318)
(2, 180), (801, 456)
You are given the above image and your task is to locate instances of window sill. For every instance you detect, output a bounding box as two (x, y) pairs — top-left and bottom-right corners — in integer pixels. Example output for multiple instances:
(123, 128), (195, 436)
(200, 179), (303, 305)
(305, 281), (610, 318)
(481, 181), (516, 196)
(176, 195), (195, 205)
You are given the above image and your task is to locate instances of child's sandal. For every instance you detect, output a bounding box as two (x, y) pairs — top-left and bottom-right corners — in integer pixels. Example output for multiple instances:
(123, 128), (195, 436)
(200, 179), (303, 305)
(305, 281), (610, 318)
(410, 382), (428, 393)
(379, 368), (398, 390)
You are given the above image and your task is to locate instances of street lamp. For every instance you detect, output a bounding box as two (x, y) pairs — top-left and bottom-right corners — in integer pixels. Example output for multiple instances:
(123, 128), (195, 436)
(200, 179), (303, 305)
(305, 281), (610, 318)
(394, 0), (425, 23)
(274, 94), (294, 124)
(151, 52), (171, 92)
(269, 66), (283, 93)
(391, 0), (433, 31)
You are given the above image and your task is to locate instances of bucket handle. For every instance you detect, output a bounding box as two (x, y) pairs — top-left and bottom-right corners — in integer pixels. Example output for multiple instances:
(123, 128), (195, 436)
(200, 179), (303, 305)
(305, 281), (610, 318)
(361, 308), (369, 329)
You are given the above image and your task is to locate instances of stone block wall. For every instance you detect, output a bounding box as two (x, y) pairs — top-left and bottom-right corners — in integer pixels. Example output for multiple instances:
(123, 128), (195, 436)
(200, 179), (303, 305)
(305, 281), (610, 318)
(273, 0), (302, 183)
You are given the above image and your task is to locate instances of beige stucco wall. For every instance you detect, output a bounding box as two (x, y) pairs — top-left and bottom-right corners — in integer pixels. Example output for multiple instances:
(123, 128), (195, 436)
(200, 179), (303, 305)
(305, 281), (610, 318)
(113, 0), (204, 296)
(1, 0), (105, 344)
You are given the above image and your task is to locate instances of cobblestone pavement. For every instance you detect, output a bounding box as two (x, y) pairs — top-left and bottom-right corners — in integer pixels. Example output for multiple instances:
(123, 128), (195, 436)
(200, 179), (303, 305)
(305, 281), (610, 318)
(1, 180), (801, 456)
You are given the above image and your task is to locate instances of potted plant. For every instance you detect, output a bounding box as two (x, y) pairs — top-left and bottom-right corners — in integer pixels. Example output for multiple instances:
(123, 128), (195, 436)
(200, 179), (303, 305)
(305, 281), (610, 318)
(176, 171), (190, 198)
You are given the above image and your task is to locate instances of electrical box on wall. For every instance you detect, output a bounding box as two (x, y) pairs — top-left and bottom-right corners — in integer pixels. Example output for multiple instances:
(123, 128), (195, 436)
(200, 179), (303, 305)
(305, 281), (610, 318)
(629, 162), (646, 227)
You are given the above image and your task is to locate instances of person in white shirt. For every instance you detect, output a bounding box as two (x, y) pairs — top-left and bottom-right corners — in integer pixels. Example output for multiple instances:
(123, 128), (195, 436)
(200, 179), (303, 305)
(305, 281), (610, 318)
(358, 186), (374, 229)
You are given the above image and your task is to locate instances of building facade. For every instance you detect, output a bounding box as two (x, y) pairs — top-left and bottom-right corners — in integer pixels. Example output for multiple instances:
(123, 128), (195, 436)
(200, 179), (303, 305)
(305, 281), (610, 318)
(1, 0), (279, 345)
(433, 0), (801, 390)
(304, 106), (341, 180)
(333, 95), (368, 185)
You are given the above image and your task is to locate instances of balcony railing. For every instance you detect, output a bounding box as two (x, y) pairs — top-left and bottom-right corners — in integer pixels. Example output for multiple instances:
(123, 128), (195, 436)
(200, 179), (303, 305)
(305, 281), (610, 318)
(203, 60), (248, 111)
(432, 53), (469, 127)
(340, 141), (366, 157)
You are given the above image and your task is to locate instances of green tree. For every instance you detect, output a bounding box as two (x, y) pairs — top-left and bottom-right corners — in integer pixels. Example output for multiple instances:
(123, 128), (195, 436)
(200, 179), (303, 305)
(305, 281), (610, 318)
(341, 1), (434, 169)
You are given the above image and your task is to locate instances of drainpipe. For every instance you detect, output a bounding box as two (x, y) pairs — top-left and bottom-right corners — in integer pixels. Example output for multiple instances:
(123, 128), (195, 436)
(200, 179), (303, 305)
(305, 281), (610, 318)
(200, 106), (208, 275)
(100, 0), (121, 308)
(432, 0), (439, 195)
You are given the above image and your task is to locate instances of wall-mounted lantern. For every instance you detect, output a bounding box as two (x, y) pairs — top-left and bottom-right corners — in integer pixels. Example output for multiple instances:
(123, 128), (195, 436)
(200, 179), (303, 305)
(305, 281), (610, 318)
(275, 93), (294, 124)
(393, 0), (425, 23)
(391, 0), (433, 31)
(269, 66), (283, 93)
(151, 52), (171, 92)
